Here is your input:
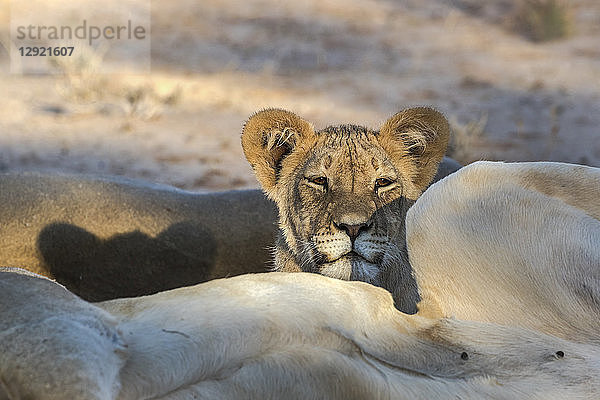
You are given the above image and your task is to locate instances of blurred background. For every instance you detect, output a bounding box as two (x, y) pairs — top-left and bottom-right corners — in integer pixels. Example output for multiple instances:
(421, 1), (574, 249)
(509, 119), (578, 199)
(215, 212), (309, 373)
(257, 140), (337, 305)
(0, 0), (598, 192)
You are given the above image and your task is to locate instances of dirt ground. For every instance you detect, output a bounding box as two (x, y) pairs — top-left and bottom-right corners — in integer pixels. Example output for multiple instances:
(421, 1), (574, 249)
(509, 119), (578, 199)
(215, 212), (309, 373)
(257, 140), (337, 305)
(0, 0), (598, 192)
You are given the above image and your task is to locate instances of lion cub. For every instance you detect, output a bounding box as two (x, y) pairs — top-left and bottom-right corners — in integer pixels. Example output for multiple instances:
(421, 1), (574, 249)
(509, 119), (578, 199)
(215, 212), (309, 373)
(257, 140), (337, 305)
(242, 107), (452, 313)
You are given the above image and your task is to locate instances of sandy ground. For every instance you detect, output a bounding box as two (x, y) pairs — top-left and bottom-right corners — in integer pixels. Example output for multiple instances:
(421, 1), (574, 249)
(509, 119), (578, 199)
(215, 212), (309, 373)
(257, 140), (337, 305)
(0, 0), (598, 192)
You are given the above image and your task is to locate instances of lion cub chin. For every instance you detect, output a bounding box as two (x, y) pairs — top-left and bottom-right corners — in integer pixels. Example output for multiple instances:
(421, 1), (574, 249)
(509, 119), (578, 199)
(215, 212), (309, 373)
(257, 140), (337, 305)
(242, 107), (451, 313)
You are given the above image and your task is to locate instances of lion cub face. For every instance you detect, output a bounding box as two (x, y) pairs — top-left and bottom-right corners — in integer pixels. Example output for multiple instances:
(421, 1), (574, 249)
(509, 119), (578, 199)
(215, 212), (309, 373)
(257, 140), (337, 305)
(242, 107), (449, 310)
(288, 128), (410, 284)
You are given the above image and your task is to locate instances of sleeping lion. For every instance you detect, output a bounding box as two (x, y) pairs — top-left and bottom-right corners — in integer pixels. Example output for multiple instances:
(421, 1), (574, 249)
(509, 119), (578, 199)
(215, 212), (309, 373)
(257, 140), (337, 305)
(2, 161), (599, 398)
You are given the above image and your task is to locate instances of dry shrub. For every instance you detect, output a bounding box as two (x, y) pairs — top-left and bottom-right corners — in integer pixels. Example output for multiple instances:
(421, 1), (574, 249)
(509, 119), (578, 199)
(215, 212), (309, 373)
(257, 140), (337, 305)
(50, 42), (108, 102)
(447, 114), (488, 164)
(120, 85), (182, 120)
(510, 0), (572, 42)
(49, 44), (181, 119)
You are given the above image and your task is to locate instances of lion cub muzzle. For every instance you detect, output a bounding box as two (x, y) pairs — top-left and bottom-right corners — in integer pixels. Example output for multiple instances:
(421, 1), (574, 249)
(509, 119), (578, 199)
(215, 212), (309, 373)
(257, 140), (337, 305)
(334, 220), (372, 244)
(315, 210), (375, 260)
(315, 232), (387, 263)
(312, 214), (386, 284)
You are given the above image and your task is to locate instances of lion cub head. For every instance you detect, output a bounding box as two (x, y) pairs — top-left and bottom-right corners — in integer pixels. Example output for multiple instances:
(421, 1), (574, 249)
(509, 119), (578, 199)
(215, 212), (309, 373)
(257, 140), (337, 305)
(242, 108), (449, 312)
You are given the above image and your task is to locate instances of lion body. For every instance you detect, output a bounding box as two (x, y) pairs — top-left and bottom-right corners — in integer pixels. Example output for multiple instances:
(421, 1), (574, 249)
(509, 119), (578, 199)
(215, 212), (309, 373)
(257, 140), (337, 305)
(0, 172), (277, 301)
(2, 103), (599, 397)
(407, 161), (600, 342)
(1, 160), (599, 398)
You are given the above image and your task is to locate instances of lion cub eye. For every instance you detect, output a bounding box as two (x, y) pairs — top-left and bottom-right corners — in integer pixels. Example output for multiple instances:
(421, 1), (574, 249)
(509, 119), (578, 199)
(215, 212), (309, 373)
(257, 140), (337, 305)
(375, 178), (393, 188)
(309, 176), (328, 186)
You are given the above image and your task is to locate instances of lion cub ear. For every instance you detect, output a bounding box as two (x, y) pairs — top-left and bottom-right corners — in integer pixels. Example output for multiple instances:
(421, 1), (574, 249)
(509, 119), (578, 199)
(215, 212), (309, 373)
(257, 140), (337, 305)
(379, 107), (450, 195)
(242, 108), (315, 193)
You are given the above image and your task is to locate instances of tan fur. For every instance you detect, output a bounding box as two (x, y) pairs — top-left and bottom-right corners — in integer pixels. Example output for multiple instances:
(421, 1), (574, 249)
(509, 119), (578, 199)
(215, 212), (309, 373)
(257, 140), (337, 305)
(242, 107), (456, 312)
(0, 172), (277, 301)
(0, 269), (126, 400)
(406, 161), (600, 342)
(2, 268), (599, 399)
(2, 161), (600, 398)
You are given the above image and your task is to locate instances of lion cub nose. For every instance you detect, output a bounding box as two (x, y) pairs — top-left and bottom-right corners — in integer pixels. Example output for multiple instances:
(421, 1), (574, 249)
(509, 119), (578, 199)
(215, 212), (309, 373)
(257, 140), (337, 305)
(337, 222), (370, 243)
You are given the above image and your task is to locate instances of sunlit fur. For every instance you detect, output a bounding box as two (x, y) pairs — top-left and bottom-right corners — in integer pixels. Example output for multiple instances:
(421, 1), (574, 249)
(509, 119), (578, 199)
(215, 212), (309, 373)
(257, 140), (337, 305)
(3, 268), (599, 399)
(407, 161), (600, 343)
(2, 161), (599, 398)
(242, 107), (452, 313)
